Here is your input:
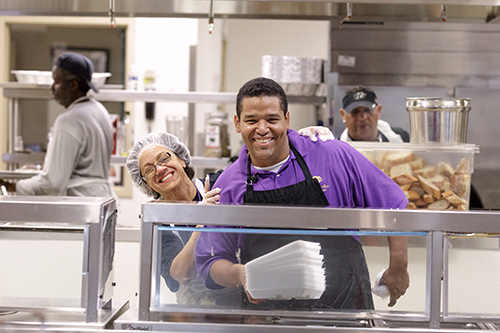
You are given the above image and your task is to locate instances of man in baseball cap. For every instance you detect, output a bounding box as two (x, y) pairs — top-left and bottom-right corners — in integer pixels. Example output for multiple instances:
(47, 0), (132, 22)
(12, 52), (116, 198)
(339, 85), (408, 142)
(55, 51), (99, 93)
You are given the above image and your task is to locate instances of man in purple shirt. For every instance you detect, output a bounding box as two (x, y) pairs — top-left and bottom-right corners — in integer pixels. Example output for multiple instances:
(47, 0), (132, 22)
(195, 77), (409, 310)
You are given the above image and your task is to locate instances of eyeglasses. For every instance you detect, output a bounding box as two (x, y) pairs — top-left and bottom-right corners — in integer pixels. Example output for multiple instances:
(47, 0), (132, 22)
(141, 152), (172, 181)
(348, 107), (376, 117)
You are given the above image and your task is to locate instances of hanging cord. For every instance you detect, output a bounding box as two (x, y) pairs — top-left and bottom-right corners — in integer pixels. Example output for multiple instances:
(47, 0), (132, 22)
(339, 3), (353, 32)
(109, 0), (116, 28)
(208, 0), (215, 34)
(441, 4), (447, 22)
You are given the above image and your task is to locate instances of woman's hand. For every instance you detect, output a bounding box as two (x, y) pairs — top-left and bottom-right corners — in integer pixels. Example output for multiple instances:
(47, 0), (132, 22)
(297, 126), (335, 142)
(200, 175), (221, 205)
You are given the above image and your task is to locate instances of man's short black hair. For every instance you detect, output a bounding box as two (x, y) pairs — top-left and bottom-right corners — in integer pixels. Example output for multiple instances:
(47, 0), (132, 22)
(236, 77), (288, 118)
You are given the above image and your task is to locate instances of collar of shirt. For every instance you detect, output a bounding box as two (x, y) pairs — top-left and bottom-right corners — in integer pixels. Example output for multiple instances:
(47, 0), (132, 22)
(253, 155), (290, 173)
(67, 95), (91, 110)
(237, 129), (305, 176)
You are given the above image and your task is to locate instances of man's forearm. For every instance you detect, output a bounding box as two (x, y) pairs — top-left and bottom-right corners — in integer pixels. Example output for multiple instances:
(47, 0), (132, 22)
(209, 260), (246, 288)
(387, 235), (408, 268)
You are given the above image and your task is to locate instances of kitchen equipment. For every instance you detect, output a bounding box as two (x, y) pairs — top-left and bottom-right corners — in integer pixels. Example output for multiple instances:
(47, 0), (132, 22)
(204, 111), (230, 158)
(262, 55), (324, 96)
(349, 141), (479, 210)
(11, 70), (111, 87)
(406, 97), (471, 144)
(166, 115), (188, 148)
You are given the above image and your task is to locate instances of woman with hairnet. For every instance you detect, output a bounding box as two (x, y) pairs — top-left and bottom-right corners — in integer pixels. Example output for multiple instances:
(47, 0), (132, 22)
(126, 132), (233, 305)
(126, 128), (334, 305)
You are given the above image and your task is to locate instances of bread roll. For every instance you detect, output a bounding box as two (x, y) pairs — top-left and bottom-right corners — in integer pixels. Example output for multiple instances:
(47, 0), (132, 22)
(392, 174), (418, 186)
(414, 198), (428, 208)
(443, 191), (467, 207)
(403, 190), (421, 202)
(400, 183), (412, 191)
(418, 175), (441, 200)
(406, 202), (417, 210)
(428, 199), (450, 210)
(427, 174), (446, 191)
(385, 151), (416, 167)
(409, 156), (425, 171)
(423, 193), (435, 204)
(455, 158), (470, 174)
(409, 183), (425, 197)
(390, 163), (413, 177)
(450, 173), (469, 198)
(413, 165), (437, 178)
(438, 162), (455, 179)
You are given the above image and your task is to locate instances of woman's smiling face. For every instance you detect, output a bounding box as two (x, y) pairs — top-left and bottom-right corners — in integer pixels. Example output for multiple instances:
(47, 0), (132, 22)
(139, 145), (188, 199)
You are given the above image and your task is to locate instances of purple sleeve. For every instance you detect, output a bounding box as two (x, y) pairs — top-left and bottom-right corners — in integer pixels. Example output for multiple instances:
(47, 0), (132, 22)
(194, 226), (244, 289)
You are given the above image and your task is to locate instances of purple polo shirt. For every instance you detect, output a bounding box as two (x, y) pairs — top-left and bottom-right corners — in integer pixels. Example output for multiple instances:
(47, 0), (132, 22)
(195, 129), (408, 289)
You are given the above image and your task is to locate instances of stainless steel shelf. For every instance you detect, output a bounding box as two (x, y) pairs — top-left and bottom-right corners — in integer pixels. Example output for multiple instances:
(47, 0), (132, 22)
(0, 83), (326, 105)
(111, 155), (231, 168)
(111, 155), (230, 168)
(1, 153), (231, 169)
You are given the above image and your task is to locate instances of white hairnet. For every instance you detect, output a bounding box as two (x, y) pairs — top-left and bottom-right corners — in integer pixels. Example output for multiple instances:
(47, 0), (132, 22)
(126, 132), (191, 199)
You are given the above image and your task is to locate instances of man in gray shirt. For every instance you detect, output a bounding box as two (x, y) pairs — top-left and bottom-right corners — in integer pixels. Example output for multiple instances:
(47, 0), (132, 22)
(14, 52), (115, 197)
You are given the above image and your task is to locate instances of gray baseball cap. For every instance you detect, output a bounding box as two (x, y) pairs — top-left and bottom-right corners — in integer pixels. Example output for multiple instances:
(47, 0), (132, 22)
(55, 52), (98, 93)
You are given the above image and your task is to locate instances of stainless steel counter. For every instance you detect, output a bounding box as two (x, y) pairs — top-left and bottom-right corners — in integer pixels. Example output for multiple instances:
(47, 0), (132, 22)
(132, 202), (500, 331)
(0, 170), (39, 180)
(0, 196), (118, 323)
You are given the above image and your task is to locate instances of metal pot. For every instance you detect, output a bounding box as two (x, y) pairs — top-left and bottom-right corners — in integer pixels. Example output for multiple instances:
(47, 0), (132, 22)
(406, 97), (471, 144)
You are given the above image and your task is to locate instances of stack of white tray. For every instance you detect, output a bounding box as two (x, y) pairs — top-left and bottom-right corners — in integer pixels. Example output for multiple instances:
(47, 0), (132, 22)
(245, 240), (326, 300)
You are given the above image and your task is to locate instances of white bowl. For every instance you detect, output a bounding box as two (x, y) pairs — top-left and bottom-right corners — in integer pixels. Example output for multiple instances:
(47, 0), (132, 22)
(11, 70), (112, 88)
(11, 70), (52, 85)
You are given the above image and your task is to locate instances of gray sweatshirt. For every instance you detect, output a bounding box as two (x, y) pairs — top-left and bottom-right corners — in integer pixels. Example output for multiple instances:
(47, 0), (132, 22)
(16, 96), (116, 197)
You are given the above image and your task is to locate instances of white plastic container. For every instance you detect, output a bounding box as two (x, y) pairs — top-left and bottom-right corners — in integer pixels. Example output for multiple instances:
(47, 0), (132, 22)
(11, 70), (111, 88)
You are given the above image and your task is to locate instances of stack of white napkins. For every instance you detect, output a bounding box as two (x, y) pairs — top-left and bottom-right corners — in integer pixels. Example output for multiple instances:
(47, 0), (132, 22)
(245, 240), (326, 300)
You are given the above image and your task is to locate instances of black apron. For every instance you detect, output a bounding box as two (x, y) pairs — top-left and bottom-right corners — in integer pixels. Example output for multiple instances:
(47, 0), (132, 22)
(241, 141), (374, 310)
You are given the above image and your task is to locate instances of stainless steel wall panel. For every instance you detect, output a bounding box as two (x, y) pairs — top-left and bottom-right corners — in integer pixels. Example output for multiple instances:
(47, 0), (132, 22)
(454, 87), (500, 209)
(332, 51), (500, 76)
(335, 74), (464, 88)
(331, 23), (500, 79)
(332, 24), (500, 53)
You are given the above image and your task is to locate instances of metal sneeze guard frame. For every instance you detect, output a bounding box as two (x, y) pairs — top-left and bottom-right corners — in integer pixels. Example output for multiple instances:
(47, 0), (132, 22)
(139, 202), (500, 330)
(0, 196), (117, 323)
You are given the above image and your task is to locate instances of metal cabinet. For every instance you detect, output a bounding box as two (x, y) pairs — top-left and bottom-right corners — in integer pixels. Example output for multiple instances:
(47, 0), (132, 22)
(0, 196), (124, 325)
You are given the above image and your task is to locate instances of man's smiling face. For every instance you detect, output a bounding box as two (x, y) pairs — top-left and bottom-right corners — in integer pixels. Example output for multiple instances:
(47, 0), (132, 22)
(234, 95), (290, 167)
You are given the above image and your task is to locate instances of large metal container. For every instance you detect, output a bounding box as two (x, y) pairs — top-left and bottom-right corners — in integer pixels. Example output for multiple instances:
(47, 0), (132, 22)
(406, 98), (471, 144)
(261, 55), (324, 96)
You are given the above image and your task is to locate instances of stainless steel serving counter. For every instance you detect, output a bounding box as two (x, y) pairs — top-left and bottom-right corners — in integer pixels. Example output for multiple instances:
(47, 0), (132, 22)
(0, 196), (128, 327)
(114, 202), (500, 332)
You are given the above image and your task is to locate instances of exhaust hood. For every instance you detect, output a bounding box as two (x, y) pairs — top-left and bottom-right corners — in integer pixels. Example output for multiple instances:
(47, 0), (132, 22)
(0, 0), (498, 23)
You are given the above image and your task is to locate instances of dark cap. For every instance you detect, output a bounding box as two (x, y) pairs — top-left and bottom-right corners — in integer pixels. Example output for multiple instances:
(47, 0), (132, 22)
(342, 88), (378, 113)
(55, 52), (98, 93)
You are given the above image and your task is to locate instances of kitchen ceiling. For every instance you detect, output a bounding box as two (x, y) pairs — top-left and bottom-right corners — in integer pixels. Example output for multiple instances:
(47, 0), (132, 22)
(0, 0), (499, 23)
